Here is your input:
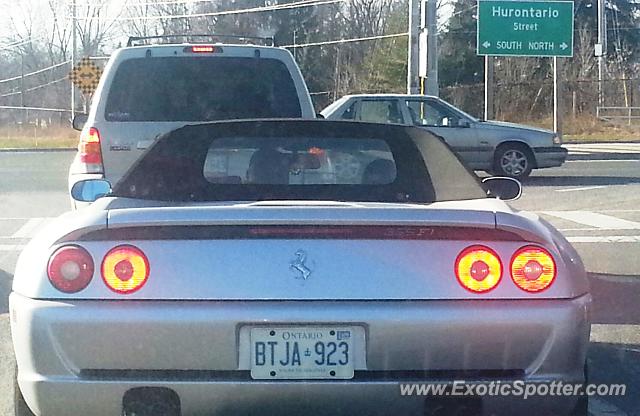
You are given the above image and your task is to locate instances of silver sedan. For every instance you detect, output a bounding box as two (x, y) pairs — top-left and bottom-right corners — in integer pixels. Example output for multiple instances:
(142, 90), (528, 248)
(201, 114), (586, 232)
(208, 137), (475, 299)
(321, 94), (568, 178)
(11, 120), (589, 416)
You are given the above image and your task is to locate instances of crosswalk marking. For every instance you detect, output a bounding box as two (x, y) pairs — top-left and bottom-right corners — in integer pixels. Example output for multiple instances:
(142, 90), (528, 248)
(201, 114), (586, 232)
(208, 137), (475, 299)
(0, 244), (27, 251)
(542, 211), (640, 230)
(567, 236), (640, 243)
(10, 218), (47, 238)
(555, 185), (606, 192)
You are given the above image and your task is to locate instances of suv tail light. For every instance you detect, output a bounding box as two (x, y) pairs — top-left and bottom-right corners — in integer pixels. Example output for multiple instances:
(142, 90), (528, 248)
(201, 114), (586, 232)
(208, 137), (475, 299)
(510, 246), (556, 292)
(48, 245), (94, 293)
(455, 245), (502, 293)
(78, 127), (104, 173)
(102, 245), (150, 294)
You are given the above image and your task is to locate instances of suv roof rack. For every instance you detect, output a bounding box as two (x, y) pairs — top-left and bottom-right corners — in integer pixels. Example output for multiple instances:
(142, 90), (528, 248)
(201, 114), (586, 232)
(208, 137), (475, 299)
(126, 34), (276, 47)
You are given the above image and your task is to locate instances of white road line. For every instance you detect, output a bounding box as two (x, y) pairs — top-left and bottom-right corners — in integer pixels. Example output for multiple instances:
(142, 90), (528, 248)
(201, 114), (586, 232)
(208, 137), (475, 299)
(11, 218), (46, 238)
(0, 217), (45, 221)
(555, 186), (606, 192)
(0, 244), (26, 251)
(558, 228), (638, 231)
(566, 159), (640, 163)
(567, 236), (640, 243)
(542, 211), (640, 230)
(591, 324), (640, 344)
(569, 148), (640, 154)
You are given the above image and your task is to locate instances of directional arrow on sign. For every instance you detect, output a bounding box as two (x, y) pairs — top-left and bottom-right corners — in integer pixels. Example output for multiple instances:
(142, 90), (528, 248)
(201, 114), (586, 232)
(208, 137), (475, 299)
(482, 41), (491, 48)
(68, 57), (103, 96)
(559, 42), (568, 50)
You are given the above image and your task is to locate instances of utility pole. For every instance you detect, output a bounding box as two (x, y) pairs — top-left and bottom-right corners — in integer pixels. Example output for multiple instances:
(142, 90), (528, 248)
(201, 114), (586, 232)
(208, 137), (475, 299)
(597, 0), (607, 107)
(424, 0), (438, 96)
(20, 53), (25, 108)
(484, 56), (494, 120)
(293, 30), (297, 61)
(71, 0), (76, 119)
(20, 53), (25, 127)
(407, 0), (420, 94)
(553, 57), (563, 138)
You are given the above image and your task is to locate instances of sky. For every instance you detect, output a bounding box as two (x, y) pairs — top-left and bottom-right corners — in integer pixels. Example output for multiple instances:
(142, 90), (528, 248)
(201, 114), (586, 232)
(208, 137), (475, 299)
(1, 0), (456, 54)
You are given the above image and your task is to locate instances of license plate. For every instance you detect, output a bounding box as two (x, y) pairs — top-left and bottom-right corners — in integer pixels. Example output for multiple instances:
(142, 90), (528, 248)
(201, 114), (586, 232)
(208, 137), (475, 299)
(250, 327), (355, 379)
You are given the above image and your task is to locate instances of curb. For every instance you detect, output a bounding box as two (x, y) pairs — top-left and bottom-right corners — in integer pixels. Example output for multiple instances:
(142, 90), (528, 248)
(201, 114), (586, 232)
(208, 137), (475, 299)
(564, 141), (640, 145)
(0, 148), (75, 153)
(567, 153), (640, 161)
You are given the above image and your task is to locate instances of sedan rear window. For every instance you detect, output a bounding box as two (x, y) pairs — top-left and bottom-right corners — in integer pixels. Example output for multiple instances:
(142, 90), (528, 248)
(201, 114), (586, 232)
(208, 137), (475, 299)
(104, 57), (302, 122)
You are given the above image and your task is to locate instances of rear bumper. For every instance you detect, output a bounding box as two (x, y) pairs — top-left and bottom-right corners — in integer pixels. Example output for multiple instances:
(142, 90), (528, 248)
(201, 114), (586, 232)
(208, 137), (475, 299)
(533, 146), (568, 168)
(10, 293), (591, 416)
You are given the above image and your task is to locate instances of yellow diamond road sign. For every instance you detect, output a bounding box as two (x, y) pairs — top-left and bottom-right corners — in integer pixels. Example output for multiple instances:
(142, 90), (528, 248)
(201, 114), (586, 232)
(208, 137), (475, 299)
(69, 57), (103, 96)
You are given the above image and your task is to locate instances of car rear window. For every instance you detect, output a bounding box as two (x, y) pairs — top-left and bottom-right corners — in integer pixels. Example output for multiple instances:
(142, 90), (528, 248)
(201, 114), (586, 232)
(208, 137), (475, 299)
(104, 57), (302, 122)
(204, 137), (396, 185)
(113, 121), (486, 203)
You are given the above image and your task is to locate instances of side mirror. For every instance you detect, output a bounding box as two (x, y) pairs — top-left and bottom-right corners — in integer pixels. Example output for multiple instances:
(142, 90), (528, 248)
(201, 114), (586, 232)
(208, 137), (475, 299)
(458, 119), (471, 128)
(482, 176), (522, 201)
(72, 114), (88, 131)
(70, 179), (112, 202)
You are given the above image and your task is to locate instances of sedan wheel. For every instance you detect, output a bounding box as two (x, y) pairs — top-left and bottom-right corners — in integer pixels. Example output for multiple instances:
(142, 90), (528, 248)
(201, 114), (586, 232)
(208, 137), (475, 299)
(494, 145), (533, 178)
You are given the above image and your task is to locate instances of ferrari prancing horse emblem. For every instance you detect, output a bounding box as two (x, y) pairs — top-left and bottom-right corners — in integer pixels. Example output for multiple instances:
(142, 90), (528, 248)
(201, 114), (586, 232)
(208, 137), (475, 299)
(290, 249), (312, 280)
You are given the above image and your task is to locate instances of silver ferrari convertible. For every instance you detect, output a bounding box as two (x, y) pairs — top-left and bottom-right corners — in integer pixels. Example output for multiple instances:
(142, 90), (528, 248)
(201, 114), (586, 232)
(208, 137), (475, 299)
(11, 120), (591, 416)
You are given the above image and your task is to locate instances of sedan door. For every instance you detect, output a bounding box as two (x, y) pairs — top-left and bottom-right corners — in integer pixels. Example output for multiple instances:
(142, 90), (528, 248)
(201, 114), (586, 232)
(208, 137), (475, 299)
(403, 99), (482, 169)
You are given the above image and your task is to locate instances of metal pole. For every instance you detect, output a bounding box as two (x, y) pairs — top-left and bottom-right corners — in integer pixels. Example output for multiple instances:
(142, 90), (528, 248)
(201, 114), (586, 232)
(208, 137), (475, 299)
(293, 30), (297, 61)
(553, 57), (563, 138)
(71, 0), (76, 119)
(597, 0), (606, 107)
(425, 0), (438, 96)
(484, 56), (494, 120)
(20, 53), (25, 108)
(407, 0), (420, 94)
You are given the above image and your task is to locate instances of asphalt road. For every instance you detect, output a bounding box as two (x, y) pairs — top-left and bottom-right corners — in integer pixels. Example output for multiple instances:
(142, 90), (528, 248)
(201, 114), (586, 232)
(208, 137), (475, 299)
(0, 147), (640, 415)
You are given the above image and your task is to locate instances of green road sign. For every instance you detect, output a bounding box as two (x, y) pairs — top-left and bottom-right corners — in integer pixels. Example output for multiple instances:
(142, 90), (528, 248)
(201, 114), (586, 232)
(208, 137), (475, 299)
(477, 0), (574, 57)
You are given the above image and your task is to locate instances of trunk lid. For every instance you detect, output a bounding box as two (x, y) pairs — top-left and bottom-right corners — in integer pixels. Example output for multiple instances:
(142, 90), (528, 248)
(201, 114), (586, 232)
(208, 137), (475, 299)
(63, 202), (547, 300)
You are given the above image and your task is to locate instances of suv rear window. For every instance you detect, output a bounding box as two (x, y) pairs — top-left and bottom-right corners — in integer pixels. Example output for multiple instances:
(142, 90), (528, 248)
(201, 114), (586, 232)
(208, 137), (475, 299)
(104, 57), (302, 122)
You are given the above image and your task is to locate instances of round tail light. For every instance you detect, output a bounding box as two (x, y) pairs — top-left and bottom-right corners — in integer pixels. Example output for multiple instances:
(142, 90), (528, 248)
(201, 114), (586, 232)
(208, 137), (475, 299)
(101, 245), (149, 294)
(47, 245), (94, 293)
(455, 245), (502, 293)
(510, 246), (556, 292)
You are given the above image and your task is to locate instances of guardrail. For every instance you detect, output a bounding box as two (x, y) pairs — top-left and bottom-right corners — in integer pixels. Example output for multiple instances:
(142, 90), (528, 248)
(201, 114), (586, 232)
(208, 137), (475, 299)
(597, 106), (640, 126)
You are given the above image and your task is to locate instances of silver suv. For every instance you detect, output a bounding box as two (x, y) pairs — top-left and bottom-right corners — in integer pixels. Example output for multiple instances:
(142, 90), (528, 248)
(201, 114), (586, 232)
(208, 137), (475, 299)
(69, 39), (315, 206)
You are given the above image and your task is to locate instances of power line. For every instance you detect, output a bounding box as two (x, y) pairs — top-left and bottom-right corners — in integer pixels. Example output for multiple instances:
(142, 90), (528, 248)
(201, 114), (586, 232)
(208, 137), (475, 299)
(0, 61), (71, 85)
(106, 0), (236, 8)
(0, 105), (71, 112)
(0, 77), (68, 98)
(0, 34), (48, 51)
(70, 0), (344, 21)
(0, 38), (31, 50)
(282, 32), (408, 48)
